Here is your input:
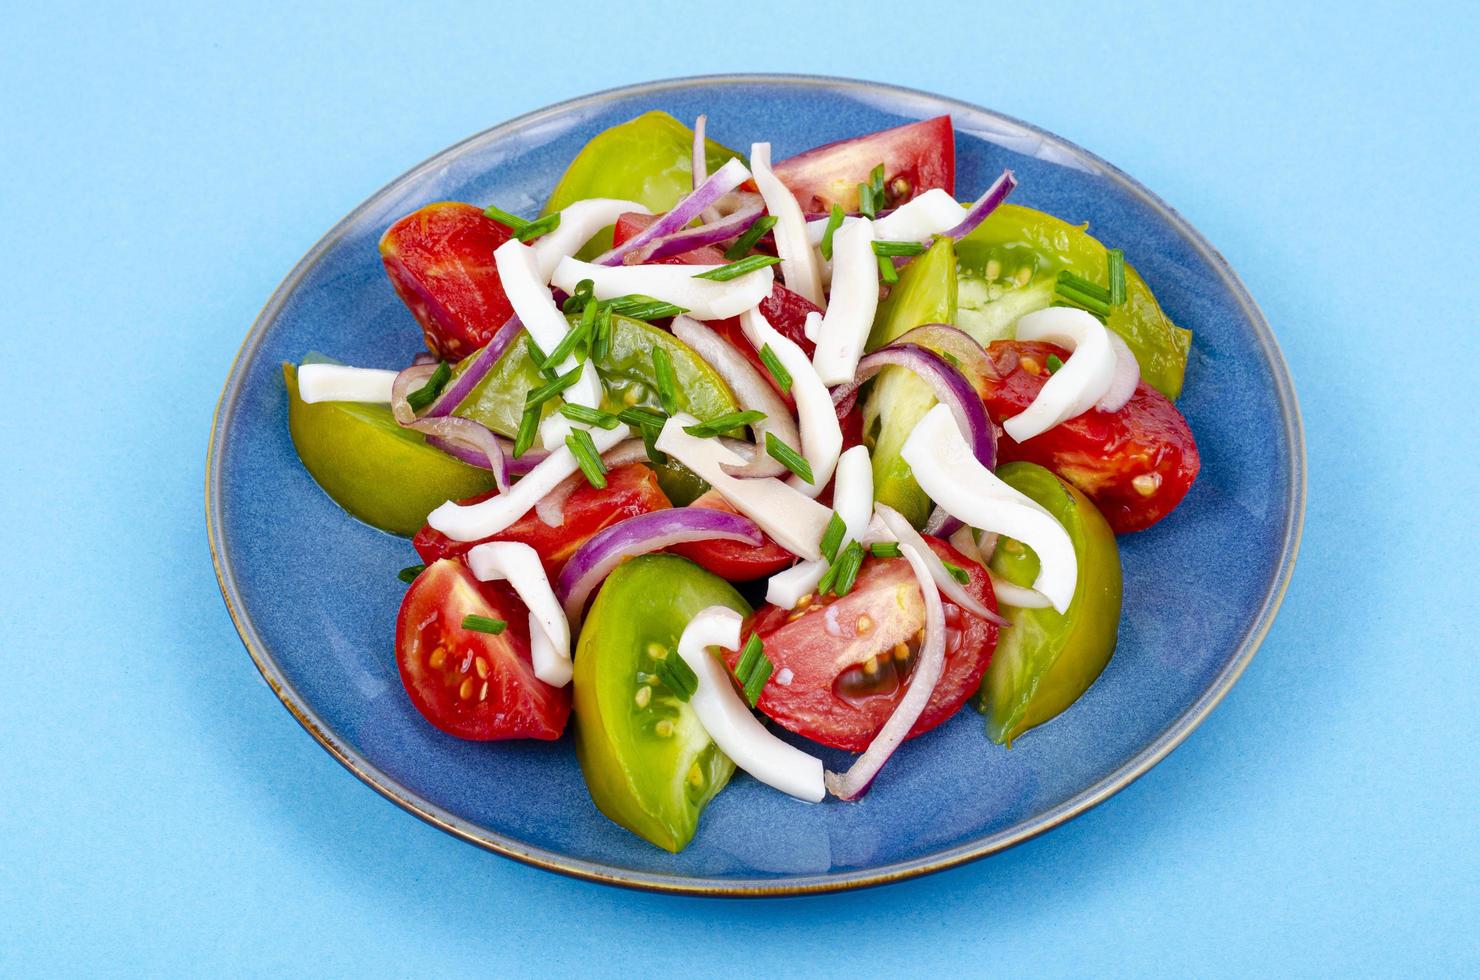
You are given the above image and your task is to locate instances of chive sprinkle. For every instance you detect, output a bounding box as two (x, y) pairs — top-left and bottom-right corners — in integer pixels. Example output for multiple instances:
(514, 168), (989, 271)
(513, 212), (559, 242)
(651, 347), (679, 414)
(559, 403), (621, 429)
(606, 294), (687, 320)
(406, 361), (452, 412)
(692, 254), (782, 282)
(1054, 284), (1111, 318)
(871, 239), (927, 257)
(524, 363), (584, 409)
(682, 410), (767, 439)
(656, 651), (698, 702)
(637, 419), (667, 465)
(724, 214), (777, 261)
(562, 278), (595, 314)
(869, 541), (902, 559)
(820, 204), (845, 261)
(482, 205), (529, 231)
(831, 541), (865, 596)
(591, 302), (613, 361)
(398, 564), (425, 584)
(512, 405), (541, 458)
(461, 614), (507, 635)
(858, 181), (877, 219)
(1046, 354), (1065, 374)
(736, 633), (764, 682)
(869, 163), (887, 200)
(617, 406), (669, 429)
(1057, 270), (1111, 303)
(877, 254), (900, 285)
(758, 343), (793, 393)
(1107, 249), (1127, 306)
(566, 429), (607, 489)
(542, 303), (595, 368)
(817, 560), (840, 596)
(734, 634), (772, 707)
(741, 654), (772, 708)
(819, 511), (847, 563)
(765, 431), (813, 484)
(524, 336), (557, 380)
(941, 559), (972, 586)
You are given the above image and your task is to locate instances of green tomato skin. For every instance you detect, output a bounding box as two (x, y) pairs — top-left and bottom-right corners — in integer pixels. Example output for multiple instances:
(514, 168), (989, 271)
(859, 236), (958, 526)
(283, 363), (494, 536)
(573, 555), (749, 852)
(543, 111), (742, 258)
(955, 203), (1191, 399)
(982, 462), (1123, 746)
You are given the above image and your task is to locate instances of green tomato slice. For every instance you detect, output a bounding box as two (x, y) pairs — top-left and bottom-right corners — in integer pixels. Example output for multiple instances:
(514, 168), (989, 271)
(543, 111), (743, 258)
(982, 462), (1123, 745)
(283, 362), (494, 536)
(955, 203), (1191, 399)
(859, 236), (958, 526)
(573, 554), (749, 852)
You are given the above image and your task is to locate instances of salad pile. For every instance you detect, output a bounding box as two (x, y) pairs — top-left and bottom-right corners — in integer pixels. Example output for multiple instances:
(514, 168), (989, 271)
(286, 111), (1199, 852)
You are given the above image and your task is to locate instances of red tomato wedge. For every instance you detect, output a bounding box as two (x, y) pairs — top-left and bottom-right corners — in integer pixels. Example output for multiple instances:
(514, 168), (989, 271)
(736, 537), (998, 752)
(413, 463), (671, 577)
(772, 115), (956, 214)
(668, 491), (797, 581)
(379, 202), (517, 361)
(395, 559), (569, 740)
(981, 340), (1200, 534)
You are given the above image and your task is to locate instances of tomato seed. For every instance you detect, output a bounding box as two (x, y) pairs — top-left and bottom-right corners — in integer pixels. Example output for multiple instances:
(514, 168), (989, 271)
(893, 643), (910, 662)
(655, 719), (674, 738)
(1133, 472), (1162, 497)
(687, 763), (704, 788)
(1015, 265), (1032, 286)
(429, 647), (447, 670)
(856, 614), (874, 635)
(458, 678), (475, 700)
(475, 657), (489, 679)
(862, 655), (879, 676)
(634, 686), (652, 709)
(985, 258), (1001, 280)
(478, 681), (488, 702)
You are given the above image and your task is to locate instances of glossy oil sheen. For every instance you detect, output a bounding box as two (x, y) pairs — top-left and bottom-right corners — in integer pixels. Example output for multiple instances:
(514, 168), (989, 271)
(207, 75), (1303, 895)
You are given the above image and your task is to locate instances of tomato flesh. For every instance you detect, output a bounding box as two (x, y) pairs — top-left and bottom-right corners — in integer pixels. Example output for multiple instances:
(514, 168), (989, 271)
(738, 537), (998, 751)
(413, 463), (670, 577)
(395, 559), (569, 740)
(772, 115), (955, 214)
(668, 491), (797, 581)
(379, 202), (517, 361)
(981, 341), (1199, 533)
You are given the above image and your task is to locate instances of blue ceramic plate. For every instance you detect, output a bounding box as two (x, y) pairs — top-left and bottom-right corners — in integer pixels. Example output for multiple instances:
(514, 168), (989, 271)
(207, 75), (1303, 895)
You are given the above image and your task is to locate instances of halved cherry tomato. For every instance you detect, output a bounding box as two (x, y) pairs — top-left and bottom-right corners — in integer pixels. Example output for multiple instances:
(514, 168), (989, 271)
(772, 115), (955, 214)
(395, 559), (569, 740)
(379, 202), (517, 361)
(412, 463), (670, 576)
(981, 341), (1199, 534)
(736, 537), (998, 751)
(668, 491), (797, 581)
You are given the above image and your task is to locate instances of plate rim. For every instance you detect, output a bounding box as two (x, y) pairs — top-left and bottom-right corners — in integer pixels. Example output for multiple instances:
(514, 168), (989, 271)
(205, 72), (1306, 897)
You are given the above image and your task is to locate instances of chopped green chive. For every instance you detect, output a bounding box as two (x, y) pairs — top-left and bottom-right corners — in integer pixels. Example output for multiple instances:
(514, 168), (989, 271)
(869, 541), (902, 559)
(637, 419), (667, 465)
(1107, 249), (1126, 306)
(617, 406), (669, 429)
(1054, 271), (1111, 317)
(524, 336), (558, 380)
(482, 205), (529, 232)
(1045, 354), (1065, 374)
(655, 651), (698, 702)
(692, 254), (782, 282)
(819, 511), (847, 563)
(513, 212), (560, 243)
(858, 182), (877, 219)
(398, 564), (426, 584)
(591, 302), (613, 361)
(652, 347), (679, 415)
(877, 254), (900, 285)
(724, 214), (777, 261)
(736, 634), (764, 684)
(524, 363), (584, 409)
(817, 560), (840, 596)
(869, 163), (887, 199)
(831, 541), (865, 596)
(820, 204), (846, 261)
(541, 302), (595, 368)
(559, 403), (621, 429)
(871, 239), (927, 257)
(566, 429), (607, 489)
(742, 655), (773, 708)
(1057, 270), (1111, 302)
(682, 410), (767, 439)
(406, 361), (452, 412)
(512, 405), (541, 458)
(734, 634), (772, 708)
(941, 559), (971, 586)
(765, 432), (813, 484)
(562, 278), (595, 315)
(461, 614), (507, 635)
(759, 343), (793, 393)
(606, 294), (687, 320)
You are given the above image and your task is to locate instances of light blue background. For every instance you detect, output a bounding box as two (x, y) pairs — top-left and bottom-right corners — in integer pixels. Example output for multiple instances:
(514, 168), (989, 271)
(3, 1), (1476, 975)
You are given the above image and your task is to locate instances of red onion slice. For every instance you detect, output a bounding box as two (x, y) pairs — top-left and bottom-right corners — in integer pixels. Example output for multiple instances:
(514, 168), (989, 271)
(886, 324), (996, 395)
(555, 508), (763, 623)
(1096, 330), (1140, 413)
(670, 316), (794, 478)
(692, 114), (723, 225)
(922, 506), (963, 538)
(825, 543), (946, 801)
(420, 313), (524, 419)
(630, 203), (764, 264)
(534, 439), (649, 527)
(389, 362), (440, 426)
(830, 343), (996, 472)
(877, 505), (1008, 626)
(942, 170), (1017, 241)
(595, 158), (750, 266)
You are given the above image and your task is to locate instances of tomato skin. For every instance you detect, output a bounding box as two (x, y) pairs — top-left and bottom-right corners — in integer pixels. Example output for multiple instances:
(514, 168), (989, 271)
(668, 491), (797, 581)
(395, 559), (569, 741)
(738, 537), (999, 752)
(981, 341), (1199, 534)
(772, 115), (955, 214)
(379, 202), (517, 361)
(413, 463), (670, 576)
